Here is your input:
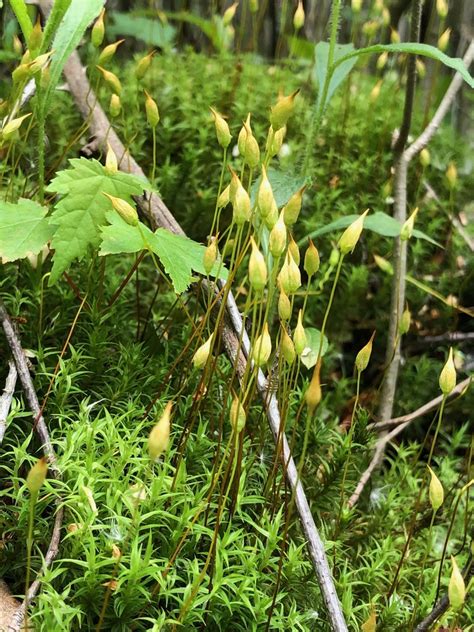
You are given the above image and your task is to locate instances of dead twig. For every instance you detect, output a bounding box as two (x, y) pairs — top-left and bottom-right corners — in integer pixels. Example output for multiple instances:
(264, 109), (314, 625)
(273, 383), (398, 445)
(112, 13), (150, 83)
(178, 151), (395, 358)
(370, 377), (471, 431)
(0, 360), (17, 445)
(0, 300), (63, 632)
(349, 377), (471, 507)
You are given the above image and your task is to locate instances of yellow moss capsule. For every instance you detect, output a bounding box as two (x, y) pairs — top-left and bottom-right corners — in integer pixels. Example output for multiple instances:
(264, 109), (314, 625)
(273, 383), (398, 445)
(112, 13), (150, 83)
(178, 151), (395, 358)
(193, 333), (214, 369)
(263, 199), (279, 230)
(416, 59), (426, 79)
(294, 310), (307, 356)
(427, 466), (444, 511)
(29, 17), (43, 52)
(338, 210), (369, 255)
(210, 106), (231, 149)
(13, 35), (23, 57)
(293, 1), (305, 30)
(420, 148), (430, 167)
(230, 397), (246, 433)
(283, 186), (305, 227)
(242, 122), (260, 168)
(249, 237), (267, 291)
(1, 113), (31, 139)
(390, 28), (400, 44)
(270, 90), (299, 131)
(446, 162), (457, 189)
(144, 90), (160, 128)
(26, 457), (48, 494)
(110, 93), (121, 118)
(91, 9), (106, 48)
(355, 331), (375, 372)
(400, 207), (418, 241)
(448, 556), (465, 610)
(266, 125), (286, 158)
(229, 167), (240, 203)
(223, 2), (238, 26)
(257, 165), (274, 218)
(238, 113), (250, 157)
(27, 51), (53, 75)
(278, 252), (301, 295)
(103, 193), (139, 226)
(306, 359), (322, 414)
(351, 0), (362, 13)
(361, 607), (376, 632)
(203, 235), (218, 274)
(98, 39), (124, 65)
(373, 254), (393, 275)
(217, 184), (231, 209)
(148, 402), (172, 460)
(438, 28), (451, 53)
(281, 327), (296, 365)
(370, 79), (383, 102)
(12, 63), (31, 83)
(269, 211), (287, 258)
(288, 235), (300, 265)
(96, 66), (122, 94)
(252, 323), (272, 367)
(278, 289), (292, 321)
(436, 0), (448, 18)
(439, 347), (456, 395)
(232, 181), (251, 225)
(105, 143), (118, 174)
(304, 239), (320, 277)
(250, 0), (259, 13)
(399, 305), (411, 335)
(376, 51), (388, 71)
(135, 50), (155, 80)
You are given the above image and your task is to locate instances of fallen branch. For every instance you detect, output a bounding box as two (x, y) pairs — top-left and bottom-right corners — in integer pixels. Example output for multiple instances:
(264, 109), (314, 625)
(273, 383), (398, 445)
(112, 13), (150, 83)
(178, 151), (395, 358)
(349, 377), (471, 507)
(0, 360), (17, 445)
(370, 377), (471, 431)
(34, 8), (348, 630)
(0, 300), (63, 632)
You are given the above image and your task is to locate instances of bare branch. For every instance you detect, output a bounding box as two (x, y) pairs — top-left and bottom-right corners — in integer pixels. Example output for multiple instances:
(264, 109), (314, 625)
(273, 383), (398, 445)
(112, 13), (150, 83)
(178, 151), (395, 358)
(0, 360), (17, 445)
(370, 377), (471, 431)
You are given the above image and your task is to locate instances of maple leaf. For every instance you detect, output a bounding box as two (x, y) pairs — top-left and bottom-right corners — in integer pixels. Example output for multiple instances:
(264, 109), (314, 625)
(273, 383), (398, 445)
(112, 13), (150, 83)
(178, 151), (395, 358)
(46, 158), (149, 284)
(0, 199), (55, 262)
(99, 211), (226, 294)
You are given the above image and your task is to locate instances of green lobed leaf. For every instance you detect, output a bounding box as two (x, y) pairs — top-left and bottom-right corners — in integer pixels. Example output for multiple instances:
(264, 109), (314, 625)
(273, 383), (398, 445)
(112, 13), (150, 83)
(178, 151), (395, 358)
(0, 198), (55, 262)
(314, 42), (358, 111)
(302, 211), (441, 247)
(334, 43), (473, 88)
(300, 328), (329, 369)
(47, 158), (149, 284)
(99, 211), (227, 294)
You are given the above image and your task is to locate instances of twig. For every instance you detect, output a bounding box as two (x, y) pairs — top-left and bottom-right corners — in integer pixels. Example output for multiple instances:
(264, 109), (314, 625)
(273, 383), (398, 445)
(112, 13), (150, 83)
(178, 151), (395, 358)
(349, 377), (471, 507)
(0, 300), (57, 470)
(38, 19), (348, 630)
(378, 0), (423, 428)
(0, 300), (64, 632)
(369, 39), (474, 496)
(0, 360), (17, 445)
(370, 377), (471, 431)
(414, 553), (473, 632)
